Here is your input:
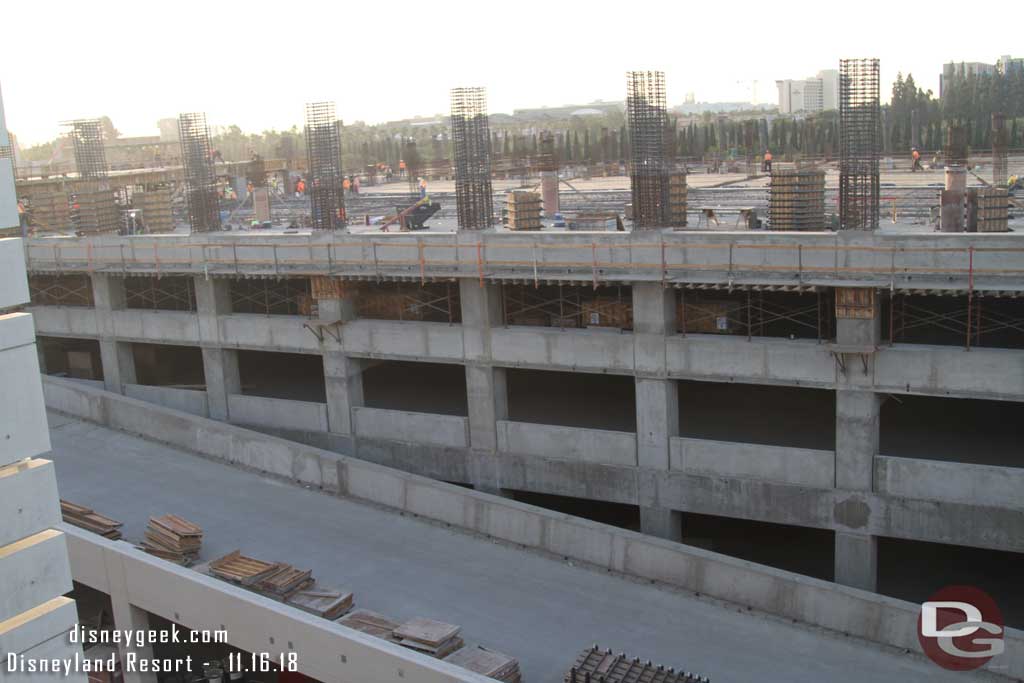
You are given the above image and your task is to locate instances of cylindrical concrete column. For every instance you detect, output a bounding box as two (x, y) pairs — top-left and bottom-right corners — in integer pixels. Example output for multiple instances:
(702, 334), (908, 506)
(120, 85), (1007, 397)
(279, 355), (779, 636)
(940, 167), (966, 233)
(540, 171), (559, 217)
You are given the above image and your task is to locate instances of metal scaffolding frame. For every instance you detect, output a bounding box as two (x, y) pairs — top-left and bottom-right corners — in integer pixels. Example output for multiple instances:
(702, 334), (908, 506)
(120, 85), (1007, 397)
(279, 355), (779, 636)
(304, 102), (346, 230)
(885, 291), (1024, 351)
(839, 58), (880, 230)
(450, 87), (494, 230)
(178, 112), (221, 232)
(123, 276), (197, 312)
(502, 283), (633, 330)
(626, 71), (670, 228)
(229, 277), (313, 316)
(28, 274), (94, 307)
(353, 281), (461, 323)
(68, 119), (109, 179)
(677, 288), (831, 341)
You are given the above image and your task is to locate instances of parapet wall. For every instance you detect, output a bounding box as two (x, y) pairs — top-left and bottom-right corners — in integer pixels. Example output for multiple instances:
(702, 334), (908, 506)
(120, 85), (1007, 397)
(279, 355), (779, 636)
(41, 376), (1024, 678)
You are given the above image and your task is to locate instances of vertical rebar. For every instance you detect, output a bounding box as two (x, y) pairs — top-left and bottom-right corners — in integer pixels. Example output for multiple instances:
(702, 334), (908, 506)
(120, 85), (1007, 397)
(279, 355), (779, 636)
(450, 87), (494, 230)
(304, 102), (346, 230)
(839, 58), (880, 230)
(178, 112), (222, 232)
(626, 71), (671, 228)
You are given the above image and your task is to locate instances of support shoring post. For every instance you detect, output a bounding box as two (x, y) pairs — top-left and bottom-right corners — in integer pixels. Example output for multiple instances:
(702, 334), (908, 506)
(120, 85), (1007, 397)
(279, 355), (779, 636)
(966, 246), (974, 351)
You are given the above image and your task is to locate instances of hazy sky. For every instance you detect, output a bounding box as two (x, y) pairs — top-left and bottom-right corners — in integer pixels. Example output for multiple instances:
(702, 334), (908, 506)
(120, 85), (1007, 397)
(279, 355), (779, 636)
(3, 0), (1017, 146)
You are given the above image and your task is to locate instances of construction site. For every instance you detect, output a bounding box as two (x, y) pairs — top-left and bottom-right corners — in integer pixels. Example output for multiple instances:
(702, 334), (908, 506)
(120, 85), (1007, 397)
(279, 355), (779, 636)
(2, 52), (1024, 683)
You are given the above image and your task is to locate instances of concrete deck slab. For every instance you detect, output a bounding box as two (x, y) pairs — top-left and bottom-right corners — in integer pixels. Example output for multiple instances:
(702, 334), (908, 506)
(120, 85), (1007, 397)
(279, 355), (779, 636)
(44, 412), (997, 683)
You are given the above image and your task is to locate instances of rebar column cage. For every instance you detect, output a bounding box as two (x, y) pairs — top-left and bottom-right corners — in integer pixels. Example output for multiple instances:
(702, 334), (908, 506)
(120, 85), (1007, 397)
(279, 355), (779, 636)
(178, 112), (221, 232)
(838, 58), (880, 230)
(304, 102), (346, 230)
(992, 113), (1009, 188)
(627, 71), (670, 228)
(946, 124), (969, 168)
(450, 87), (494, 230)
(403, 138), (421, 196)
(68, 119), (109, 179)
(537, 131), (558, 172)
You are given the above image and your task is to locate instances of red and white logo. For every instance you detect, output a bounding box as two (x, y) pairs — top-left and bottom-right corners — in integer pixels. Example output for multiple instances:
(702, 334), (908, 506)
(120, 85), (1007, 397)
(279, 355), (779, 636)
(918, 585), (1004, 671)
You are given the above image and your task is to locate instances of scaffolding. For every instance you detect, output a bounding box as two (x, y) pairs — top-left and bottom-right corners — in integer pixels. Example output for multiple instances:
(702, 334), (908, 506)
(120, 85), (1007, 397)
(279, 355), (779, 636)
(229, 277), (313, 316)
(626, 71), (669, 228)
(678, 287), (832, 341)
(883, 291), (1024, 351)
(28, 274), (94, 307)
(353, 281), (461, 323)
(304, 102), (346, 230)
(68, 119), (109, 179)
(123, 276), (197, 311)
(839, 58), (880, 230)
(502, 283), (633, 330)
(450, 87), (494, 230)
(178, 112), (221, 232)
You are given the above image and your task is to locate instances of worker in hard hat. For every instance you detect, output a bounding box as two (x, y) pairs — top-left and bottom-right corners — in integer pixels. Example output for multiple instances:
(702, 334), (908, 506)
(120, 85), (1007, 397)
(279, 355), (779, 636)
(911, 148), (922, 172)
(762, 150), (773, 173)
(418, 177), (427, 199)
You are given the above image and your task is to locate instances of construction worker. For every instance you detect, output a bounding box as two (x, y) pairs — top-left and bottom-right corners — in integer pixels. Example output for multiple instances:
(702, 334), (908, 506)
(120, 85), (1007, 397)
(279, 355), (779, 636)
(911, 148), (922, 172)
(418, 177), (427, 199)
(17, 200), (28, 236)
(343, 177), (351, 193)
(762, 150), (773, 173)
(399, 159), (407, 177)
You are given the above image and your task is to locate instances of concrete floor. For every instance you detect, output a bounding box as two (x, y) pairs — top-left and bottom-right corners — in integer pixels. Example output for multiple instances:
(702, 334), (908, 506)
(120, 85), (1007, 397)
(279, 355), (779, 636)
(44, 412), (1004, 683)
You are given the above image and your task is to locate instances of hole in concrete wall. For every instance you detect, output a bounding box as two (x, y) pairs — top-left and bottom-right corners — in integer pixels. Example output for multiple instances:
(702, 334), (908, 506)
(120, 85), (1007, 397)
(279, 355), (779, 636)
(124, 276), (197, 311)
(878, 537), (1024, 628)
(362, 360), (468, 416)
(881, 293), (1024, 350)
(29, 274), (94, 307)
(229, 277), (312, 316)
(678, 289), (832, 340)
(502, 283), (633, 330)
(37, 336), (103, 381)
(682, 512), (835, 581)
(353, 282), (462, 323)
(677, 381), (835, 450)
(507, 490), (641, 531)
(506, 368), (636, 431)
(131, 343), (205, 387)
(880, 394), (1022, 467)
(238, 350), (325, 402)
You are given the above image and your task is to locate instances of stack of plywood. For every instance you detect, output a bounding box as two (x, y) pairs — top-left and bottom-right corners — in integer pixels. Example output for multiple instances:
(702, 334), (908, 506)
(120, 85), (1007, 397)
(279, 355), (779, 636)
(285, 586), (354, 620)
(394, 618), (464, 659)
(141, 514), (203, 565)
(132, 187), (174, 233)
(338, 610), (402, 644)
(569, 211), (619, 231)
(445, 645), (521, 683)
(60, 500), (122, 540)
(506, 190), (543, 231)
(27, 190), (72, 233)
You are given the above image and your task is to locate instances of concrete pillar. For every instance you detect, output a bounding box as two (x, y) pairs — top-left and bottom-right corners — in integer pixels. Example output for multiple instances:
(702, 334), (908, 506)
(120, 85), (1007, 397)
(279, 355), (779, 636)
(194, 277), (239, 420)
(835, 390), (880, 491)
(540, 171), (560, 216)
(466, 364), (508, 453)
(324, 354), (363, 436)
(99, 340), (136, 393)
(104, 553), (158, 683)
(640, 506), (683, 543)
(835, 531), (878, 592)
(91, 273), (127, 312)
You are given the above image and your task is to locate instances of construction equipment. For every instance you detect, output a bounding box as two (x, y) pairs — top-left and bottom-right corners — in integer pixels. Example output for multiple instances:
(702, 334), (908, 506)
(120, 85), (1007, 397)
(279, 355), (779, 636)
(379, 197), (441, 231)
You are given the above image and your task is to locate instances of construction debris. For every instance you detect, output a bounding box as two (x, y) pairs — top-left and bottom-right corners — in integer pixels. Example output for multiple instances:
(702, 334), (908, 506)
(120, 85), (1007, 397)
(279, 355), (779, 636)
(208, 550), (280, 586)
(140, 515), (203, 565)
(255, 563), (314, 598)
(60, 500), (122, 540)
(444, 645), (522, 683)
(394, 617), (465, 659)
(285, 585), (354, 620)
(566, 645), (709, 683)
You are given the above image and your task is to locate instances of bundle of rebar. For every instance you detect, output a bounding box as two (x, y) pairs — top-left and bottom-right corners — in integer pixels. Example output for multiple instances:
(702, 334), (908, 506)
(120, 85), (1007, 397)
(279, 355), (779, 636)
(178, 112), (221, 232)
(450, 87), (494, 230)
(68, 119), (109, 179)
(304, 102), (346, 230)
(768, 168), (825, 230)
(992, 113), (1009, 188)
(838, 58), (880, 230)
(627, 71), (669, 228)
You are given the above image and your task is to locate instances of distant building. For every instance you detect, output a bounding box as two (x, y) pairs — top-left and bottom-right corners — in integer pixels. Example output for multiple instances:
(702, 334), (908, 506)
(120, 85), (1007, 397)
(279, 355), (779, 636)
(776, 70), (838, 114)
(939, 60), (1001, 99)
(512, 101), (623, 121)
(997, 55), (1023, 75)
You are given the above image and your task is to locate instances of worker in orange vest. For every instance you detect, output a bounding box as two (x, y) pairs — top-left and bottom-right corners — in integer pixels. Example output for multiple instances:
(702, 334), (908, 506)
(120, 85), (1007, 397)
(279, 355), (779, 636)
(343, 177), (351, 192)
(762, 150), (773, 173)
(399, 159), (407, 177)
(911, 148), (922, 172)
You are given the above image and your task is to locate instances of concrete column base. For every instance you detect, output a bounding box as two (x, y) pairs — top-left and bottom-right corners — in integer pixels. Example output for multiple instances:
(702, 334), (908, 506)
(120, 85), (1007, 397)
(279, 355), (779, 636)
(202, 347), (240, 421)
(99, 340), (135, 394)
(834, 531), (877, 592)
(640, 507), (683, 542)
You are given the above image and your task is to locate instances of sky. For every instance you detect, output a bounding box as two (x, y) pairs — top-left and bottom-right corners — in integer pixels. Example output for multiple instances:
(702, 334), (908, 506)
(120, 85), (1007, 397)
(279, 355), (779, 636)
(2, 0), (1018, 146)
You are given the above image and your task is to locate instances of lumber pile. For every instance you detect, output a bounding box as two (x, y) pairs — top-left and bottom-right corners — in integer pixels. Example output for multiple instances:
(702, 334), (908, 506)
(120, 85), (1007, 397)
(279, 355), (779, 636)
(338, 610), (402, 644)
(140, 515), (202, 565)
(394, 617), (465, 659)
(445, 645), (522, 683)
(60, 500), (122, 540)
(208, 550), (280, 586)
(255, 564), (314, 598)
(286, 585), (354, 620)
(566, 645), (709, 683)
